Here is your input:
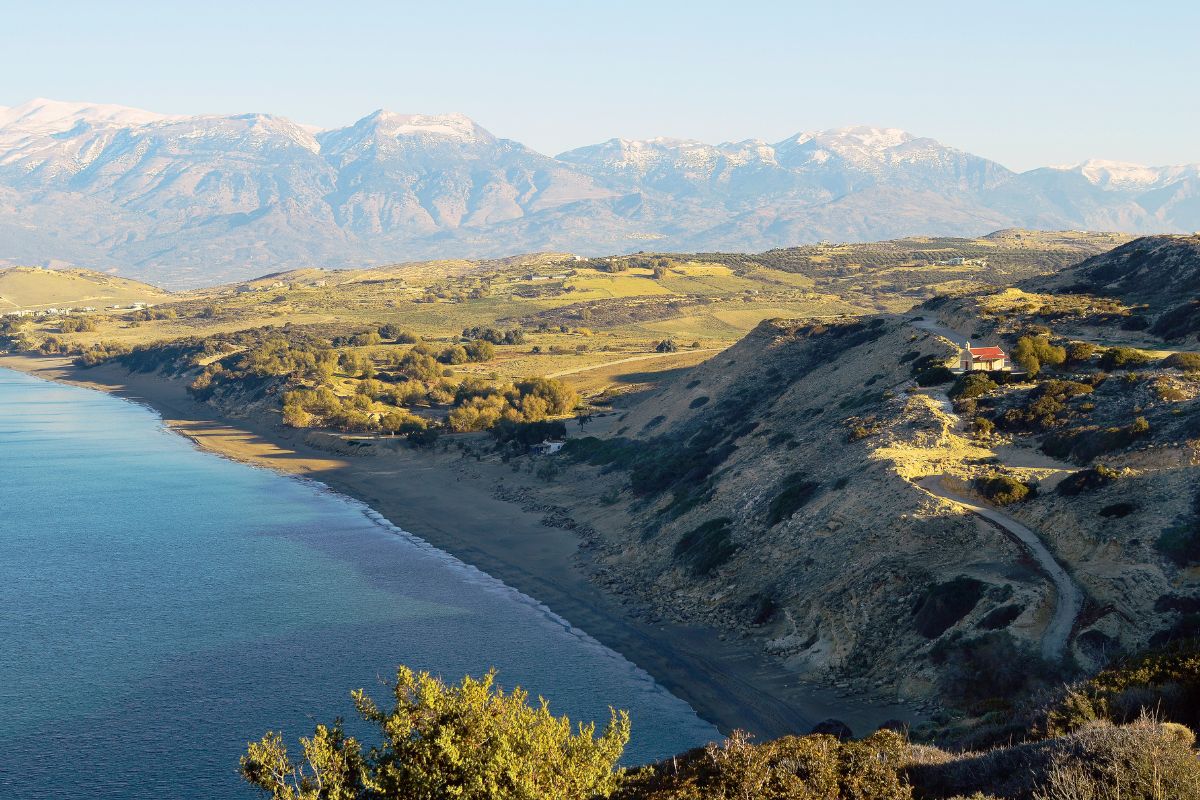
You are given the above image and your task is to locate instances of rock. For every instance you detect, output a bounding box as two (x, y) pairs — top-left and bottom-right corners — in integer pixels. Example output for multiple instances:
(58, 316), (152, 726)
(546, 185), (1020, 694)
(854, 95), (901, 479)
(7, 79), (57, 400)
(810, 718), (853, 740)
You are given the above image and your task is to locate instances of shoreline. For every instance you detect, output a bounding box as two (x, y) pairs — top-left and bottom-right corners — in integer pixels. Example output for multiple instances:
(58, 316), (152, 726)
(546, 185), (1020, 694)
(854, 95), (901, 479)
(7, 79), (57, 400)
(0, 353), (920, 741)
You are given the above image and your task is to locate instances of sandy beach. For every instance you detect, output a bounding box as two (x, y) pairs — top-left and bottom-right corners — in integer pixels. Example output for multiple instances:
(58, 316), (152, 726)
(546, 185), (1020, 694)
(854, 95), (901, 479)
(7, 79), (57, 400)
(0, 353), (918, 741)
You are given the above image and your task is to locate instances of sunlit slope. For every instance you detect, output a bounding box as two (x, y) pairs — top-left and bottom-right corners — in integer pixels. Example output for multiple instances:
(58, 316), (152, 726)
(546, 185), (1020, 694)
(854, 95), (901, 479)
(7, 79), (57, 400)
(0, 267), (169, 311)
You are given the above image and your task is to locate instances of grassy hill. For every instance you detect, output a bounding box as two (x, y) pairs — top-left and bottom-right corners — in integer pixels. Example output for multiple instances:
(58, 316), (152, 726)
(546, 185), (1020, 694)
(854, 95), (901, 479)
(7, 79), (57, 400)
(0, 266), (168, 311)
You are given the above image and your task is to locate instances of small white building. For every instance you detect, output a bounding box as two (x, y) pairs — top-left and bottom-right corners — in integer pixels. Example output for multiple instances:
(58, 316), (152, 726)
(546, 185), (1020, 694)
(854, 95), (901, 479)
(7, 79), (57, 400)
(959, 342), (1011, 372)
(531, 440), (565, 455)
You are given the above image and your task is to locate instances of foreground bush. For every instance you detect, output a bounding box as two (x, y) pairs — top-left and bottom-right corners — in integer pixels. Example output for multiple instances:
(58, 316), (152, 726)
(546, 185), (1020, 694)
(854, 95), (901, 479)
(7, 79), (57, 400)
(615, 729), (912, 800)
(907, 717), (1200, 800)
(241, 667), (629, 800)
(1041, 639), (1200, 736)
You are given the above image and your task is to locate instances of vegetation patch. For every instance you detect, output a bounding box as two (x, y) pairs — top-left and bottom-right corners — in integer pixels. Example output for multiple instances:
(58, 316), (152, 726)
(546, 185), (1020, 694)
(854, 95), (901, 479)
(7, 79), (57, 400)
(1100, 346), (1156, 370)
(1164, 351), (1200, 371)
(913, 577), (986, 638)
(673, 518), (737, 576)
(766, 472), (820, 526)
(978, 604), (1024, 630)
(949, 372), (997, 400)
(1099, 502), (1136, 518)
(1042, 417), (1150, 463)
(974, 474), (1034, 505)
(1056, 464), (1120, 496)
(615, 729), (911, 800)
(1042, 639), (1200, 736)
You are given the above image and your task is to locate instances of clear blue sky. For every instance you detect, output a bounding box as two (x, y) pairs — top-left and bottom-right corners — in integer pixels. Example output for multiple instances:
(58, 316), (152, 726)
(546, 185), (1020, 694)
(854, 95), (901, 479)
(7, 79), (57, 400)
(2, 0), (1195, 170)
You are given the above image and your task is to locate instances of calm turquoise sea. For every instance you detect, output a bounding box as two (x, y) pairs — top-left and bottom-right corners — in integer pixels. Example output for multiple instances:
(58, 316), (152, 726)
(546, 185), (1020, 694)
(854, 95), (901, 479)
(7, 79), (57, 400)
(0, 369), (718, 799)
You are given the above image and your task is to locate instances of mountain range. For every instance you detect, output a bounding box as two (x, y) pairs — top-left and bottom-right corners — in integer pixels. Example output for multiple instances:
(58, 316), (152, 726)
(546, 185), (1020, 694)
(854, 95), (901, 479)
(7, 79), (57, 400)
(1, 98), (1198, 287)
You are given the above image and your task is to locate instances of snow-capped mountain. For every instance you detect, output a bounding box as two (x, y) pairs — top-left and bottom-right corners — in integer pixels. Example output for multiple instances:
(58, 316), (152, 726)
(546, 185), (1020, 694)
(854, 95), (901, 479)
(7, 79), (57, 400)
(0, 98), (1196, 286)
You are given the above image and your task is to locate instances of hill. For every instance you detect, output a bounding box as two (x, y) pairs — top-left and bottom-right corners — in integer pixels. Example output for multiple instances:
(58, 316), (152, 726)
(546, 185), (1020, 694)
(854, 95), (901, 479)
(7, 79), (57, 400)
(0, 266), (168, 312)
(0, 97), (1191, 286)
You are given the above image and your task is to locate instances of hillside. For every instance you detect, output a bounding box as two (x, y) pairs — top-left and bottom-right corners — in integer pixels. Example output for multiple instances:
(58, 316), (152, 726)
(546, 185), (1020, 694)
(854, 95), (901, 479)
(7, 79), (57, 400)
(0, 266), (168, 312)
(0, 97), (1191, 286)
(492, 271), (1200, 741)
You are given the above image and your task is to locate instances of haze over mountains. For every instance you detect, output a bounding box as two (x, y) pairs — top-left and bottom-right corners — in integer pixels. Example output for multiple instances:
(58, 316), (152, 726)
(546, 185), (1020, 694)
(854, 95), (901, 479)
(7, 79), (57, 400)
(1, 98), (1197, 287)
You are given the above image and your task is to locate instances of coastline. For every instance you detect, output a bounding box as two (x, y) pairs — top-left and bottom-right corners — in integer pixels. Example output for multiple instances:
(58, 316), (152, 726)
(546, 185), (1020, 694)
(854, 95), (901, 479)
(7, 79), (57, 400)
(0, 353), (919, 741)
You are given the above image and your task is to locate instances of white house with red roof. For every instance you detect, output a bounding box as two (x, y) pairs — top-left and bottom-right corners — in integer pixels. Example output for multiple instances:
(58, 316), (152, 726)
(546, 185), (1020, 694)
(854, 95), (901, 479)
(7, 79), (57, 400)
(959, 342), (1010, 372)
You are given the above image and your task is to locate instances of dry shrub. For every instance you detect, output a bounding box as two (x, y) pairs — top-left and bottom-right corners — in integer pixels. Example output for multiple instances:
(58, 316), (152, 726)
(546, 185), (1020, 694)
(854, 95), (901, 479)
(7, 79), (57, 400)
(615, 729), (912, 800)
(905, 717), (1200, 800)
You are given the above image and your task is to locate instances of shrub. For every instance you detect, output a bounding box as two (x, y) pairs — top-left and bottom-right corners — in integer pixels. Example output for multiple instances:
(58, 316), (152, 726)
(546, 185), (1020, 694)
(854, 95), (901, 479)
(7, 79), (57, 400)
(688, 396), (709, 409)
(1163, 352), (1200, 371)
(908, 717), (1200, 800)
(913, 577), (985, 638)
(1056, 464), (1120, 496)
(463, 339), (496, 362)
(438, 345), (469, 365)
(1100, 347), (1154, 371)
(674, 518), (737, 575)
(241, 666), (629, 800)
(974, 475), (1033, 505)
(1013, 335), (1066, 377)
(615, 729), (911, 800)
(655, 339), (678, 353)
(916, 366), (956, 386)
(1030, 717), (1200, 800)
(766, 473), (820, 526)
(1158, 523), (1200, 567)
(1066, 341), (1098, 364)
(950, 373), (998, 400)
(1042, 639), (1200, 736)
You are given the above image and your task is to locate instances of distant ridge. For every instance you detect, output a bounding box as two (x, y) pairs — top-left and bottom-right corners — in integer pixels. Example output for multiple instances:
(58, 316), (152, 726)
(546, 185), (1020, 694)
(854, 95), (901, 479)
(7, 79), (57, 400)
(0, 98), (1197, 287)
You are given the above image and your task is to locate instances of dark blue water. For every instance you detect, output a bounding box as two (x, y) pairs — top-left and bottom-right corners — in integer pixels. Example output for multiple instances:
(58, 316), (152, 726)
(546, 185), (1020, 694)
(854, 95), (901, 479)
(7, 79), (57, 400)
(0, 369), (717, 799)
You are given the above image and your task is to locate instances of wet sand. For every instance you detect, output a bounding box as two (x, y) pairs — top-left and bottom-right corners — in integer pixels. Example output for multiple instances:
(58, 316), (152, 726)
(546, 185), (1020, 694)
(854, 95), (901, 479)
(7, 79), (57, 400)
(0, 353), (919, 741)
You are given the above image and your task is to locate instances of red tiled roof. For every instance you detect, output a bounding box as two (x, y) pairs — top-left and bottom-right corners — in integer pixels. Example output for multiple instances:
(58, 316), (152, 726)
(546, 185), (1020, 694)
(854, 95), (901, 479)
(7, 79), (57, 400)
(968, 346), (1006, 359)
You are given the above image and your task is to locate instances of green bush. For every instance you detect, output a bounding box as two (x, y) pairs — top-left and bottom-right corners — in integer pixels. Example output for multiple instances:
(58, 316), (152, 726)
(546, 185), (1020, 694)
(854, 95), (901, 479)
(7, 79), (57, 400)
(766, 473), (820, 525)
(615, 729), (911, 800)
(1013, 335), (1066, 377)
(1100, 347), (1154, 370)
(916, 366), (956, 386)
(1042, 639), (1200, 736)
(974, 475), (1034, 505)
(1056, 464), (1120, 496)
(950, 373), (998, 400)
(1164, 351), (1200, 371)
(913, 577), (985, 638)
(1066, 341), (1098, 364)
(674, 518), (737, 575)
(241, 666), (629, 800)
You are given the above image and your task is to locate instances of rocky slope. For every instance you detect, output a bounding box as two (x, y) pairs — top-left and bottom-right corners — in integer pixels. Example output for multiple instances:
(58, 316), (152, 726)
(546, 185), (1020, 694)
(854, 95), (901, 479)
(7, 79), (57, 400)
(1, 98), (1198, 286)
(543, 303), (1199, 728)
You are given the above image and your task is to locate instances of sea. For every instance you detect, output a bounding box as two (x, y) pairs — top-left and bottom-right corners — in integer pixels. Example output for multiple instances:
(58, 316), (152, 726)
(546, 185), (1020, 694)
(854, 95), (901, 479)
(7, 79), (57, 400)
(0, 368), (718, 799)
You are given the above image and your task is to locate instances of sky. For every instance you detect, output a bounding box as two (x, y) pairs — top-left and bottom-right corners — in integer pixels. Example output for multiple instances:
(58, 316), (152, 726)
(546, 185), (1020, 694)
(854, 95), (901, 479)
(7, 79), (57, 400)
(1, 0), (1196, 171)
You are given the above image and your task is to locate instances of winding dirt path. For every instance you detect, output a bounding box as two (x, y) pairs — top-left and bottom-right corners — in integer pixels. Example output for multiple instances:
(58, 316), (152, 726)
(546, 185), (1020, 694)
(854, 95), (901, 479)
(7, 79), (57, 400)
(907, 316), (1083, 661)
(916, 476), (1083, 661)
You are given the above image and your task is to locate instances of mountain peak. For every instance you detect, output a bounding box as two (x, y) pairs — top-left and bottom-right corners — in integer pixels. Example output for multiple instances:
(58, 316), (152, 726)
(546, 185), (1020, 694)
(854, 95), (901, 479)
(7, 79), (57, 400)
(783, 125), (915, 151)
(0, 97), (173, 135)
(359, 110), (489, 142)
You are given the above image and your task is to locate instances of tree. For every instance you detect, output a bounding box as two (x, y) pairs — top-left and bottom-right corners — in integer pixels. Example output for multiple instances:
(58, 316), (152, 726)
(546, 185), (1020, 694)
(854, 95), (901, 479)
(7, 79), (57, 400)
(439, 345), (470, 365)
(1013, 335), (1066, 377)
(464, 340), (495, 362)
(655, 339), (678, 353)
(241, 666), (630, 800)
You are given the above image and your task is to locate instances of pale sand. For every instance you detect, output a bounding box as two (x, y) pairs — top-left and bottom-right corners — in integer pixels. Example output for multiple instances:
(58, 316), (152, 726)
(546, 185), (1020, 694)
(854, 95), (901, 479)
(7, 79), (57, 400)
(0, 354), (920, 740)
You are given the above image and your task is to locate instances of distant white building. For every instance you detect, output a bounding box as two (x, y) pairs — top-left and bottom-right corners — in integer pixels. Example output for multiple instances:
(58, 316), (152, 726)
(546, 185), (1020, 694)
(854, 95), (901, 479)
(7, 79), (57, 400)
(530, 440), (565, 455)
